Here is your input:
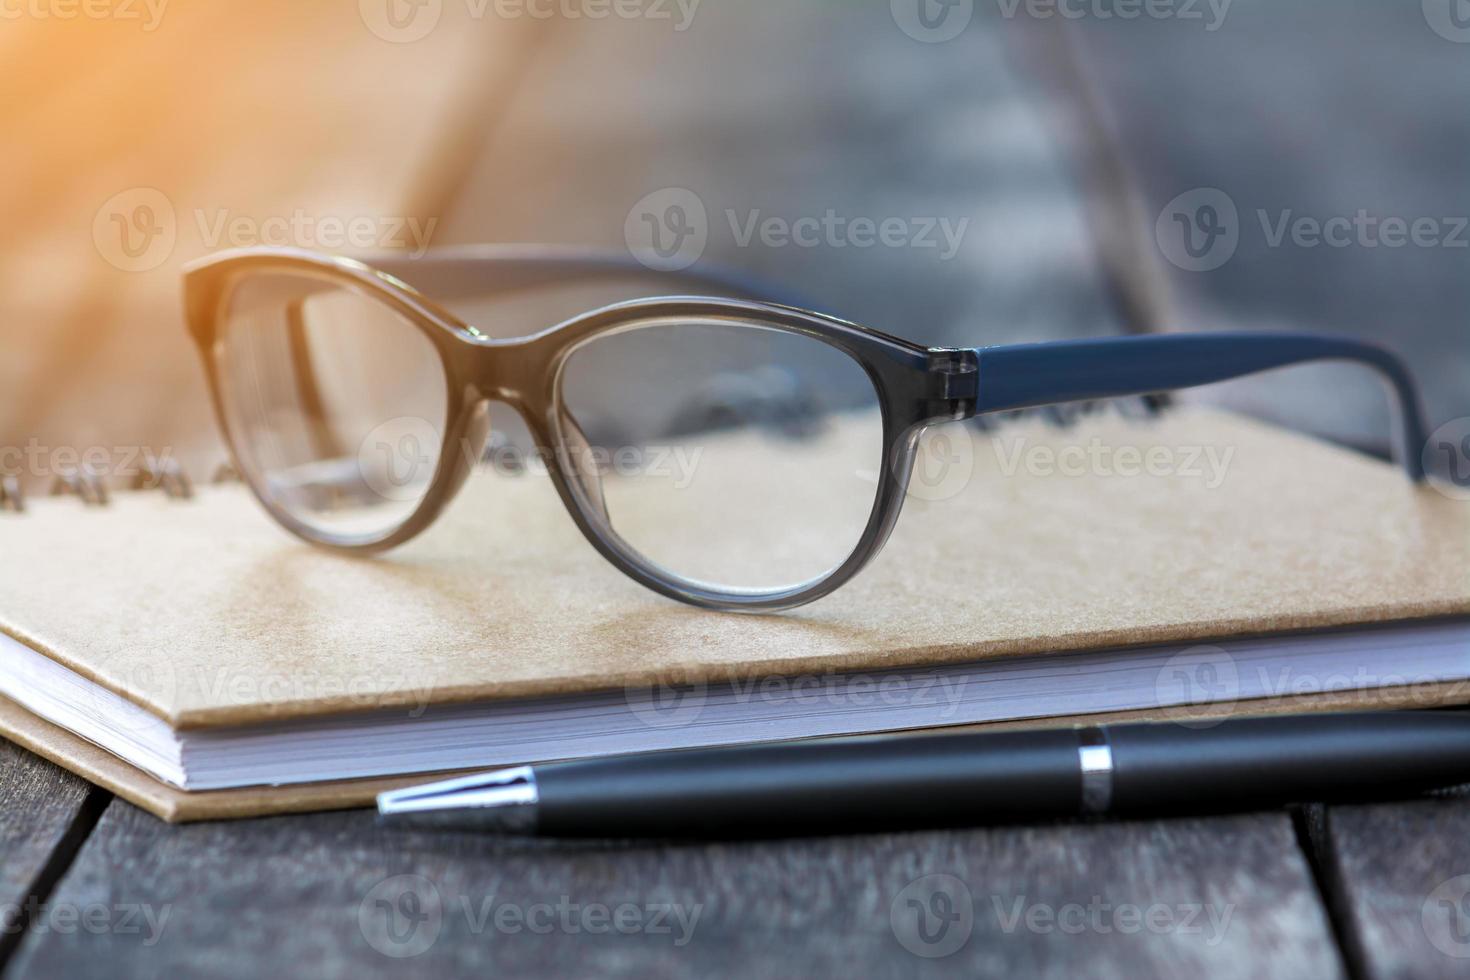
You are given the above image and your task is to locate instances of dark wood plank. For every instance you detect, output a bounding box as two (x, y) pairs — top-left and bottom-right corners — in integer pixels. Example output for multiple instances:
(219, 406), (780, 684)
(1317, 791), (1470, 979)
(9, 800), (1340, 979)
(0, 741), (104, 967)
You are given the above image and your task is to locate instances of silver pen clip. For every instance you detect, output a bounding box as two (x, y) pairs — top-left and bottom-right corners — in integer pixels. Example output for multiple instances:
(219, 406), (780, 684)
(377, 765), (540, 832)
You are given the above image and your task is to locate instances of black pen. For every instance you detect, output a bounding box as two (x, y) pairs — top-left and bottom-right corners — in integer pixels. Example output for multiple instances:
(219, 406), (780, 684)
(376, 710), (1470, 838)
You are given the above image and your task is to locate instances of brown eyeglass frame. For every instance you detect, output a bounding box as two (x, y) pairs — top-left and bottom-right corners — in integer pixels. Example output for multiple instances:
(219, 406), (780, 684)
(183, 245), (1428, 613)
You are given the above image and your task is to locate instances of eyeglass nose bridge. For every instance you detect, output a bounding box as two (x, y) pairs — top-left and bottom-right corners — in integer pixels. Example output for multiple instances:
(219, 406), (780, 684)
(452, 334), (549, 410)
(447, 334), (610, 523)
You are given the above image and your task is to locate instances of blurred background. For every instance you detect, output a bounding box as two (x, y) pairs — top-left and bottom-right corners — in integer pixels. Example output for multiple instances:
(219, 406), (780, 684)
(1, 0), (1465, 495)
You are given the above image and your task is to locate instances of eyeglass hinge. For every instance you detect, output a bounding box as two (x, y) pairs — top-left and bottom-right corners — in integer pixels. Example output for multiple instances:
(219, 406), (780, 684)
(925, 348), (979, 419)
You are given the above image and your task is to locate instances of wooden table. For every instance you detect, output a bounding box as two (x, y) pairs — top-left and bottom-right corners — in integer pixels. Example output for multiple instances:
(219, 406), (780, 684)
(2, 3), (1467, 977)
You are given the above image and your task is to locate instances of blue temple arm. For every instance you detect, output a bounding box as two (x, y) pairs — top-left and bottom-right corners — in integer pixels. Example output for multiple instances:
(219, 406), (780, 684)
(971, 332), (1428, 480)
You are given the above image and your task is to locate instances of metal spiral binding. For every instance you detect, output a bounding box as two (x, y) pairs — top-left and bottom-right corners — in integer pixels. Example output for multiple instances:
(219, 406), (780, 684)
(49, 468), (110, 506)
(0, 476), (22, 513)
(131, 455), (194, 500)
(4, 461), (211, 513)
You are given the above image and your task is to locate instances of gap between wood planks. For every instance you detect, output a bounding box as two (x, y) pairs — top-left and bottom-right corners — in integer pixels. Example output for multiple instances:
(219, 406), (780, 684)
(1292, 804), (1370, 980)
(0, 786), (111, 971)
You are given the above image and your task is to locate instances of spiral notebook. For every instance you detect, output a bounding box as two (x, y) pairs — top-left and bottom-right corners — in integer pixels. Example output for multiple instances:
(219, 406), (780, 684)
(1, 407), (1468, 822)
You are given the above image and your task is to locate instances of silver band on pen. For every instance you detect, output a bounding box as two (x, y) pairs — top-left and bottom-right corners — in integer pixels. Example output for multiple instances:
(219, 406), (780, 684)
(1078, 728), (1114, 814)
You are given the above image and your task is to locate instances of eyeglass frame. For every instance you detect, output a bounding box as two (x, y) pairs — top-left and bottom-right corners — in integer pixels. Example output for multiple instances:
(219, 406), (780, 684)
(183, 245), (1429, 613)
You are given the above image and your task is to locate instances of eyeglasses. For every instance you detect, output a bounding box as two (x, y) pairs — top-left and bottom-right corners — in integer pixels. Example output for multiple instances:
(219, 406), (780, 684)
(183, 245), (1428, 612)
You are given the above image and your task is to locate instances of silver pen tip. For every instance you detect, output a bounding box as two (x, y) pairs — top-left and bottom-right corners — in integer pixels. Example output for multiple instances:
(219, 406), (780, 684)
(377, 765), (539, 832)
